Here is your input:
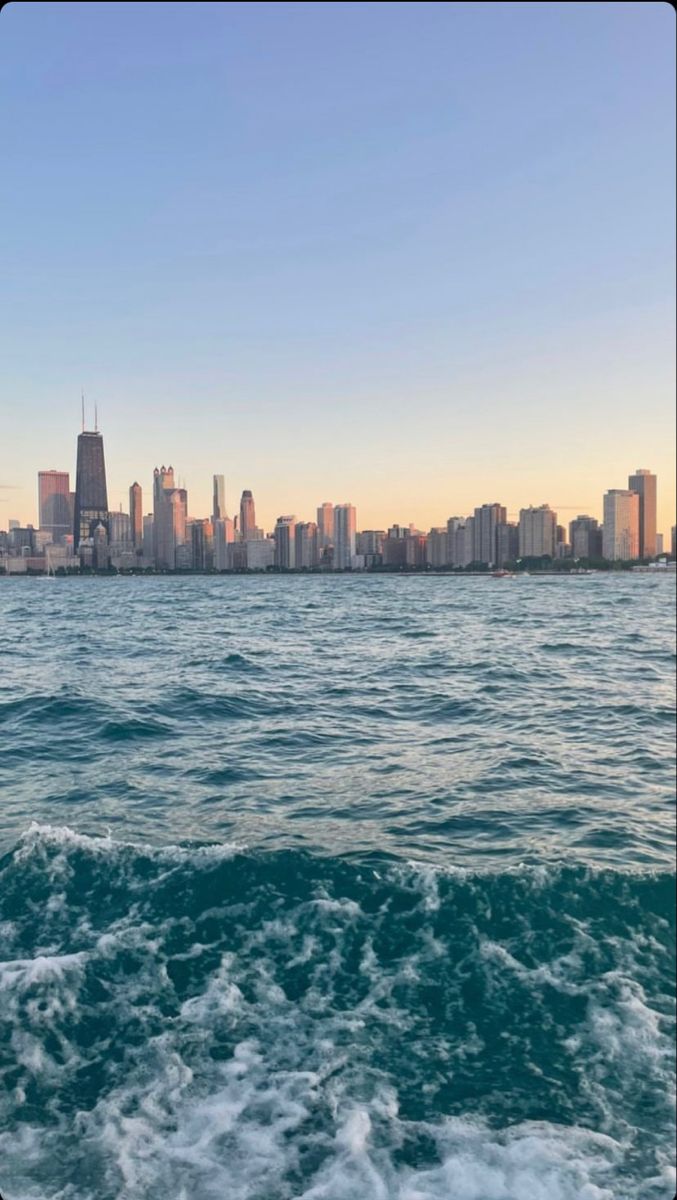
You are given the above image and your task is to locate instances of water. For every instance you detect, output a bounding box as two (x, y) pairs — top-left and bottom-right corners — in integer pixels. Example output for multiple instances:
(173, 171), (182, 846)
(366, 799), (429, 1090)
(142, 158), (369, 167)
(0, 574), (674, 1199)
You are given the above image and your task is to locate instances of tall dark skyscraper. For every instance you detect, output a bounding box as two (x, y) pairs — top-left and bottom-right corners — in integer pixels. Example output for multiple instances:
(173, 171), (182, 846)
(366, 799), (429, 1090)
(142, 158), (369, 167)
(74, 429), (109, 548)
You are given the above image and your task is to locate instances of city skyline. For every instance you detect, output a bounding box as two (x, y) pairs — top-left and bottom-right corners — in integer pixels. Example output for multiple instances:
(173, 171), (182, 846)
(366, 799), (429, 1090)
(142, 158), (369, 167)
(3, 417), (672, 549)
(0, 3), (674, 536)
(2, 417), (673, 574)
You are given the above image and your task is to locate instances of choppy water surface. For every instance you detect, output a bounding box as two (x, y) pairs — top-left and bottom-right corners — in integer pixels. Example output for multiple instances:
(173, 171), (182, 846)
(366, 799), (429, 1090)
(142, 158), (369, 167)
(0, 575), (674, 1199)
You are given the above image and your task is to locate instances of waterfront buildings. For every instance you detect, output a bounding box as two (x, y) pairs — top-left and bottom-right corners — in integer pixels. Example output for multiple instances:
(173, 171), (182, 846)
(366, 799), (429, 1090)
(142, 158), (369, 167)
(239, 490), (256, 541)
(153, 466), (187, 569)
(38, 471), (71, 542)
(602, 490), (640, 561)
(317, 503), (334, 549)
(73, 430), (108, 548)
(426, 528), (448, 568)
(334, 504), (357, 569)
(212, 475), (226, 524)
(129, 483), (143, 548)
(519, 505), (557, 559)
(473, 503), (507, 566)
(274, 516), (296, 569)
(628, 469), (657, 559)
(295, 522), (319, 569)
(496, 521), (519, 567)
(569, 515), (603, 560)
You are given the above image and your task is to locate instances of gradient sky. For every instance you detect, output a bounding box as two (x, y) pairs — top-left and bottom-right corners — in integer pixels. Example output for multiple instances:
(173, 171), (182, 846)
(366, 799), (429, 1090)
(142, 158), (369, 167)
(1, 1), (674, 535)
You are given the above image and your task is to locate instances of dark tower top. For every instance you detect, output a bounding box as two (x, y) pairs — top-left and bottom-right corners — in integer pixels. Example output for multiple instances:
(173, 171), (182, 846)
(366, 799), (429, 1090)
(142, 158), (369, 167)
(74, 431), (109, 548)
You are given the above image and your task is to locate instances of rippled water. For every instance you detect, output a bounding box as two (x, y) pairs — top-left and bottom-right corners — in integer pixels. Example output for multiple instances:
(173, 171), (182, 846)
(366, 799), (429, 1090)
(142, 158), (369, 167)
(0, 575), (674, 1199)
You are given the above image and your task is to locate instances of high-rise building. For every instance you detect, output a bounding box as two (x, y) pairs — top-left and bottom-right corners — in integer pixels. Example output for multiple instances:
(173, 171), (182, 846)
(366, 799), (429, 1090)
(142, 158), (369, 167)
(153, 466), (175, 568)
(671, 526), (677, 558)
(295, 522), (319, 569)
(603, 490), (639, 561)
(129, 482), (143, 548)
(334, 504), (356, 569)
(356, 531), (385, 557)
(38, 471), (71, 542)
(213, 517), (235, 570)
(240, 490), (256, 541)
(569, 515), (602, 560)
(496, 522), (519, 567)
(519, 505), (557, 559)
(426, 528), (448, 568)
(152, 466), (187, 569)
(74, 429), (108, 548)
(317, 503), (334, 548)
(628, 469), (657, 559)
(245, 539), (275, 570)
(108, 511), (132, 548)
(274, 516), (296, 569)
(656, 533), (664, 556)
(213, 475), (226, 524)
(473, 503), (507, 565)
(93, 522), (109, 570)
(191, 519), (209, 570)
(142, 514), (154, 564)
(405, 534), (427, 568)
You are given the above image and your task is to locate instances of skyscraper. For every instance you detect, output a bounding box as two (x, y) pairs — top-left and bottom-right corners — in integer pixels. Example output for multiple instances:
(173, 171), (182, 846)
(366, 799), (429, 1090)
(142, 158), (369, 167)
(153, 466), (187, 569)
(295, 522), (319, 569)
(129, 482), (143, 548)
(240, 490), (256, 541)
(213, 475), (226, 523)
(603, 490), (639, 561)
(74, 429), (108, 549)
(333, 504), (356, 569)
(519, 505), (557, 558)
(496, 522), (519, 567)
(38, 470), (71, 541)
(569, 516), (602, 560)
(317, 503), (334, 548)
(628, 469), (657, 559)
(473, 503), (507, 565)
(274, 516), (296, 568)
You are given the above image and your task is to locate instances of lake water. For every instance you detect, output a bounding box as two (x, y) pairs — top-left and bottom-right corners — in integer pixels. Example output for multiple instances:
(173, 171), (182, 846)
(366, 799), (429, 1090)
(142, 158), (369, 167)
(0, 574), (674, 1199)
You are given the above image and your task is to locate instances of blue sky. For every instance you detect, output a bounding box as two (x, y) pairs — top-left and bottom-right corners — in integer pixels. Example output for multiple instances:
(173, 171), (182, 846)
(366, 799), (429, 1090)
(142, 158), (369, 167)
(1, 1), (674, 533)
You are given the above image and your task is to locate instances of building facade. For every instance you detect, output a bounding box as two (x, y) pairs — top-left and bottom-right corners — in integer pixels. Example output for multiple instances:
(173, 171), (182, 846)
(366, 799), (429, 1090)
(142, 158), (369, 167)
(74, 431), (108, 548)
(239, 490), (256, 541)
(569, 515), (602, 560)
(628, 469), (657, 559)
(38, 470), (71, 542)
(129, 482), (143, 548)
(317, 503), (334, 548)
(602, 490), (639, 561)
(274, 516), (296, 568)
(333, 504), (357, 569)
(295, 522), (319, 569)
(212, 475), (226, 523)
(519, 505), (557, 559)
(473, 503), (507, 565)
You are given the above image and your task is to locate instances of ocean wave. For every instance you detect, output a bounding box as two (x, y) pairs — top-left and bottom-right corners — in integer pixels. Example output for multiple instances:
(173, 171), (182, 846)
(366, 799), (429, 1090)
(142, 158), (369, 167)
(0, 827), (673, 1199)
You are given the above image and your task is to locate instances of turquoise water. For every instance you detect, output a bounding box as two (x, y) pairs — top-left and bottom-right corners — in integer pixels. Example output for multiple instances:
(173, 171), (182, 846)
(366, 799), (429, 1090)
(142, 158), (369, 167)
(0, 575), (674, 1199)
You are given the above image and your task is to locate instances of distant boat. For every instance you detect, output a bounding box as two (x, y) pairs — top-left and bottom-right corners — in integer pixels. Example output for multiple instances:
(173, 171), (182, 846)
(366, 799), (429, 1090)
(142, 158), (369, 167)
(491, 569), (514, 578)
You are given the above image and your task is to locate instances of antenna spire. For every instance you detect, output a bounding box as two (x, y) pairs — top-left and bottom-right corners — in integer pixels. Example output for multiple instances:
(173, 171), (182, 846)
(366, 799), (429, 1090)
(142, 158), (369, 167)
(81, 389), (85, 432)
(95, 403), (98, 432)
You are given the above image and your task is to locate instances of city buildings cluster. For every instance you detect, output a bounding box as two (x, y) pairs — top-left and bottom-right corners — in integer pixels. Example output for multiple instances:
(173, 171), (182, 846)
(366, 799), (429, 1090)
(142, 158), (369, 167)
(1, 423), (675, 575)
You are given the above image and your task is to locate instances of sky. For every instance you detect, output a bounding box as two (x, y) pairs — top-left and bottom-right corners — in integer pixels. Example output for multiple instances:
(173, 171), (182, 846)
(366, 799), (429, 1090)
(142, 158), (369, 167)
(0, 1), (675, 536)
